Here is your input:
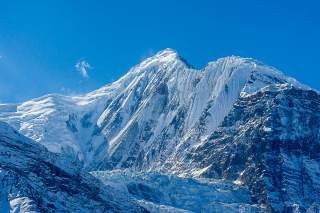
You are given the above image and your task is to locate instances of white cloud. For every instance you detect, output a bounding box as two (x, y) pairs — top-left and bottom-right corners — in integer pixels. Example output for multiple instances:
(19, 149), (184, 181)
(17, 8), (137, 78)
(75, 59), (92, 79)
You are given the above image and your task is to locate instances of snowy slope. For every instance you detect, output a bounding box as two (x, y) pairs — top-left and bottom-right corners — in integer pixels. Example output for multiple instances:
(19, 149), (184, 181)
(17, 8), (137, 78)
(0, 121), (147, 212)
(0, 75), (135, 166)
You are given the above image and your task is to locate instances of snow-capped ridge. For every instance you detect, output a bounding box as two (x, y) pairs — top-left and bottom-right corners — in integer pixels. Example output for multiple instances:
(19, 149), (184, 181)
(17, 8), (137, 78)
(135, 49), (309, 92)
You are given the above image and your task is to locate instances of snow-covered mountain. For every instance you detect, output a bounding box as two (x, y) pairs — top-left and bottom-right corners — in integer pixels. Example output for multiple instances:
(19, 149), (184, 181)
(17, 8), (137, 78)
(1, 48), (319, 212)
(0, 49), (306, 170)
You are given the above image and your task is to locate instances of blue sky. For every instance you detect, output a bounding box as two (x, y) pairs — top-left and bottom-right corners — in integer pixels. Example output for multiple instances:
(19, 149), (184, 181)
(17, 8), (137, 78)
(0, 0), (319, 103)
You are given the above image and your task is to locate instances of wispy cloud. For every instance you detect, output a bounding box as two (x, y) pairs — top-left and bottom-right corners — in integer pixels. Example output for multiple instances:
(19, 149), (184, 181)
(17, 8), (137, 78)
(75, 59), (92, 79)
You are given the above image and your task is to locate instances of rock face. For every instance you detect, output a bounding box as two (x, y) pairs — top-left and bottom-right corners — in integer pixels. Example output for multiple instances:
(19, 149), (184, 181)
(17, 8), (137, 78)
(183, 85), (320, 212)
(0, 48), (319, 212)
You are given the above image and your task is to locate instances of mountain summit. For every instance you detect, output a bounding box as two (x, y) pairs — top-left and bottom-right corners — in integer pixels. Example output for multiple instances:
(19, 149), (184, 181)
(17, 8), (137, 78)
(1, 49), (319, 212)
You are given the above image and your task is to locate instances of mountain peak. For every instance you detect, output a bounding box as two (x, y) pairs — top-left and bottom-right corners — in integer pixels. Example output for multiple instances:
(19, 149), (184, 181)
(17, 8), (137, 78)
(136, 48), (186, 71)
(150, 48), (179, 62)
(156, 48), (178, 56)
(143, 48), (198, 69)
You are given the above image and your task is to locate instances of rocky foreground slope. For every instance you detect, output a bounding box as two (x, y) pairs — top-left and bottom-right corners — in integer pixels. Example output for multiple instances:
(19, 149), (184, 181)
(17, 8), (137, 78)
(0, 49), (319, 212)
